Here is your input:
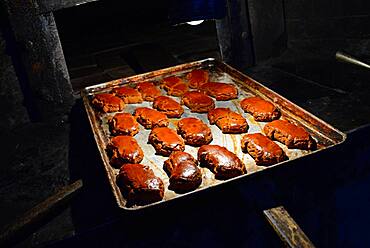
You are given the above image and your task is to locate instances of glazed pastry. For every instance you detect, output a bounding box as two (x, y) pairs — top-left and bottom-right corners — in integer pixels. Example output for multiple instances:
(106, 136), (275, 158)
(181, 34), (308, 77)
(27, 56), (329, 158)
(199, 82), (238, 100)
(108, 113), (139, 136)
(91, 93), (125, 113)
(134, 107), (169, 129)
(177, 117), (212, 146)
(241, 133), (287, 166)
(208, 108), (248, 134)
(107, 136), (144, 168)
(198, 145), (246, 180)
(162, 76), (188, 96)
(181, 91), (215, 113)
(116, 163), (164, 206)
(152, 96), (184, 118)
(263, 120), (316, 150)
(136, 81), (161, 101)
(148, 127), (185, 156)
(186, 69), (209, 88)
(240, 97), (280, 121)
(163, 151), (202, 193)
(112, 86), (143, 104)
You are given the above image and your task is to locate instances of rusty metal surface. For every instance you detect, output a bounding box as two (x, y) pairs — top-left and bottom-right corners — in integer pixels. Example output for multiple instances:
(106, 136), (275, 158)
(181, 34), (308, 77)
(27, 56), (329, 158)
(81, 58), (346, 210)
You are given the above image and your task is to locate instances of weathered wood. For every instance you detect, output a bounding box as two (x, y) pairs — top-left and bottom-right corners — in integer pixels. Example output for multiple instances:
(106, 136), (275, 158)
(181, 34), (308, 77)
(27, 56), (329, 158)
(215, 0), (255, 71)
(5, 0), (75, 122)
(0, 180), (83, 247)
(263, 206), (316, 248)
(36, 0), (99, 14)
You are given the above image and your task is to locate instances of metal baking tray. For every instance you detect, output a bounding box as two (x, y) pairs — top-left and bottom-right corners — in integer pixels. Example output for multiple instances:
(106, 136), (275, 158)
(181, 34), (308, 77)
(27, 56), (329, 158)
(81, 58), (346, 211)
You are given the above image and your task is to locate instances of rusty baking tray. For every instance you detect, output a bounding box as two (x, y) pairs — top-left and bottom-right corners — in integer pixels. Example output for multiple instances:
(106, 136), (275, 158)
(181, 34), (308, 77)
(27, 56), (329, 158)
(81, 58), (346, 211)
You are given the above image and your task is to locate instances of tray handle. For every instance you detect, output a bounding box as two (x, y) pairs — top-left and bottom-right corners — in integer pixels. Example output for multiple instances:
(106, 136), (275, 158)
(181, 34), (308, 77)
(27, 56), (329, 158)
(263, 206), (316, 248)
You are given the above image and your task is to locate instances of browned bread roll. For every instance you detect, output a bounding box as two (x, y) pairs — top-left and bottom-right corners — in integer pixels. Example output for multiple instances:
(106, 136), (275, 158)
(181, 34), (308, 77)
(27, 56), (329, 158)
(186, 69), (209, 89)
(136, 81), (161, 101)
(208, 108), (248, 134)
(241, 133), (287, 166)
(107, 136), (144, 168)
(163, 151), (202, 193)
(153, 96), (184, 118)
(263, 120), (316, 150)
(91, 93), (125, 113)
(199, 82), (238, 100)
(182, 91), (215, 113)
(112, 86), (143, 104)
(240, 97), (280, 122)
(177, 117), (212, 146)
(108, 113), (139, 136)
(148, 127), (185, 156)
(134, 107), (169, 129)
(116, 163), (164, 206)
(198, 145), (246, 180)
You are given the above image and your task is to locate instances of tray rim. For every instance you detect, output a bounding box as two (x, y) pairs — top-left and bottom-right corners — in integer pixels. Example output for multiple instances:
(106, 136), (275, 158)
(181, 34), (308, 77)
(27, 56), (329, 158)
(81, 58), (347, 211)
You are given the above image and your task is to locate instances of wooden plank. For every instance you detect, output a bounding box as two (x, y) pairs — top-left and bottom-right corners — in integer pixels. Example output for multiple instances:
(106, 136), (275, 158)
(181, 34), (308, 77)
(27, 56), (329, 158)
(215, 0), (255, 71)
(36, 0), (99, 14)
(0, 180), (83, 247)
(4, 0), (75, 122)
(263, 206), (316, 248)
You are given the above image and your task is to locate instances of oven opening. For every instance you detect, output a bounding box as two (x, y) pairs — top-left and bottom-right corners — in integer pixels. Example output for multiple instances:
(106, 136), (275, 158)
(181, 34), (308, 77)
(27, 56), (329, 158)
(54, 2), (222, 91)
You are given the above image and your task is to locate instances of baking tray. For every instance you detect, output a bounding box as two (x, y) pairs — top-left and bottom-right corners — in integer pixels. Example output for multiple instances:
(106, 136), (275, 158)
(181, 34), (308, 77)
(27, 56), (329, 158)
(81, 58), (346, 211)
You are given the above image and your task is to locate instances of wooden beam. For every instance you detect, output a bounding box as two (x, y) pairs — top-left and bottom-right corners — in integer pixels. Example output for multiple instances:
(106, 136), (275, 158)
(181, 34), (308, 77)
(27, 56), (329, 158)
(0, 180), (83, 247)
(5, 0), (75, 122)
(36, 0), (99, 14)
(263, 206), (316, 248)
(215, 0), (255, 71)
